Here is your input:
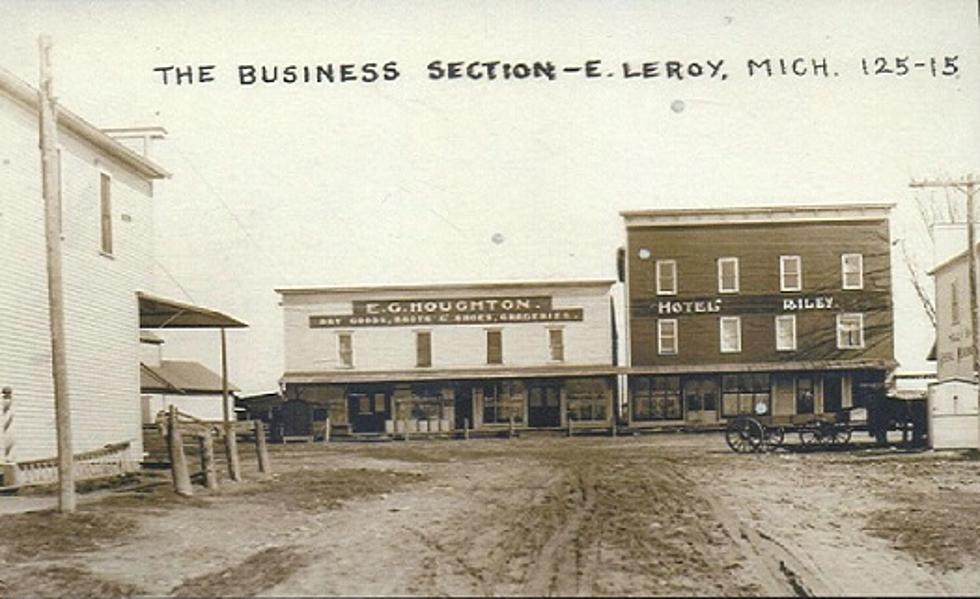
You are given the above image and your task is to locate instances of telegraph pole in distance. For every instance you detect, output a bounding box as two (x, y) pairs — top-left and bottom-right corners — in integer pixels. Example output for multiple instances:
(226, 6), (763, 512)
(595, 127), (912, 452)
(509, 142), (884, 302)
(39, 35), (75, 512)
(910, 175), (978, 449)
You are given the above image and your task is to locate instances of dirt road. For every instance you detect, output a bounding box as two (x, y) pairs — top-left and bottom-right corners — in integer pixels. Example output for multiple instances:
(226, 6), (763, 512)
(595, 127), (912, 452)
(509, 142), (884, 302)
(1, 434), (978, 597)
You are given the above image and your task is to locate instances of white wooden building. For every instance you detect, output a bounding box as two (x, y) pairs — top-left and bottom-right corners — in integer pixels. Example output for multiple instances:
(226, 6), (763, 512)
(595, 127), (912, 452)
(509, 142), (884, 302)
(277, 281), (618, 436)
(929, 244), (980, 449)
(0, 67), (168, 478)
(139, 331), (240, 425)
(0, 67), (244, 485)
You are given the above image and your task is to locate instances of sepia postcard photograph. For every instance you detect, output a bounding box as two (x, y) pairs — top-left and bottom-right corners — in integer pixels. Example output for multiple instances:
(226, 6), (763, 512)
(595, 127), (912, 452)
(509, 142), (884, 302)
(1, 0), (980, 597)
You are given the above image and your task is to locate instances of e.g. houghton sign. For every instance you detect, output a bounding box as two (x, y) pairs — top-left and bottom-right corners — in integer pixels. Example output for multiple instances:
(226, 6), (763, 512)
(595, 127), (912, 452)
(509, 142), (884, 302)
(309, 296), (584, 328)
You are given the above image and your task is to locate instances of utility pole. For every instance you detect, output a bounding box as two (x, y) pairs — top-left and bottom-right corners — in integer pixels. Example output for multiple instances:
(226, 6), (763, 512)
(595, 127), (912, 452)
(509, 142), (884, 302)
(38, 35), (75, 512)
(910, 175), (978, 449)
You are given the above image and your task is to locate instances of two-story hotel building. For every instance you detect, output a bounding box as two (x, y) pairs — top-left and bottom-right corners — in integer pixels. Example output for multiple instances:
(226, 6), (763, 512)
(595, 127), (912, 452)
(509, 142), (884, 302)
(621, 204), (896, 428)
(277, 280), (617, 436)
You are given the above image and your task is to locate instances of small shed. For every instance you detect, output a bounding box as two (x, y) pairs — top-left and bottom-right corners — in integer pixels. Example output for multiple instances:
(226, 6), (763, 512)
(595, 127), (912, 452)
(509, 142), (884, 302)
(928, 377), (979, 449)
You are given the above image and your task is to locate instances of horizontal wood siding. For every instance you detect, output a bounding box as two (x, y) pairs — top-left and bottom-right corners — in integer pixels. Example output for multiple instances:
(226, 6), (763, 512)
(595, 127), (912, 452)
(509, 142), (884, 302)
(627, 219), (894, 367)
(282, 285), (615, 375)
(0, 93), (151, 462)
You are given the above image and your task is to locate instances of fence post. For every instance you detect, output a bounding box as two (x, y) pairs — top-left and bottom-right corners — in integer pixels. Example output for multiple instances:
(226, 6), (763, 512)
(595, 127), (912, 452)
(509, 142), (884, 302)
(509, 416), (515, 439)
(1, 387), (21, 487)
(567, 417), (574, 438)
(224, 422), (242, 482)
(323, 417), (331, 444)
(403, 419), (410, 442)
(168, 406), (193, 496)
(463, 417), (469, 441)
(198, 431), (218, 490)
(254, 420), (271, 474)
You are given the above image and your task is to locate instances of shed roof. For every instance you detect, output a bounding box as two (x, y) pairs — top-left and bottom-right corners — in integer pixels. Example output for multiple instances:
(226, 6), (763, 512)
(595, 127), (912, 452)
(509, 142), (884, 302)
(141, 360), (238, 395)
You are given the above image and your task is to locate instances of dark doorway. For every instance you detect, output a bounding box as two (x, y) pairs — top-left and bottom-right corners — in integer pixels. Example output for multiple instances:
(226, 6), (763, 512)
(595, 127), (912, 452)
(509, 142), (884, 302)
(797, 377), (815, 414)
(527, 382), (561, 427)
(823, 375), (843, 413)
(347, 388), (389, 433)
(279, 399), (313, 438)
(454, 384), (473, 430)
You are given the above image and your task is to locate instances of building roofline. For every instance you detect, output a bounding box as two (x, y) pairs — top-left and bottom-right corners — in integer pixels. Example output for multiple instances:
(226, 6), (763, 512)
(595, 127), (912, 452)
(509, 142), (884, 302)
(0, 67), (170, 180)
(927, 242), (979, 276)
(620, 203), (894, 227)
(276, 279), (618, 296)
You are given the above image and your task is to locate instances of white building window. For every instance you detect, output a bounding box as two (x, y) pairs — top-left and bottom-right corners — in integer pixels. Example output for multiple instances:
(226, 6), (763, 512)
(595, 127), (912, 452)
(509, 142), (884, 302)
(779, 255), (802, 292)
(951, 280), (960, 325)
(841, 253), (864, 290)
(548, 328), (564, 362)
(416, 331), (432, 368)
(100, 171), (113, 255)
(719, 316), (742, 353)
(657, 319), (678, 355)
(718, 257), (739, 293)
(775, 315), (797, 351)
(656, 260), (677, 295)
(836, 313), (865, 349)
(337, 332), (353, 367)
(486, 329), (503, 365)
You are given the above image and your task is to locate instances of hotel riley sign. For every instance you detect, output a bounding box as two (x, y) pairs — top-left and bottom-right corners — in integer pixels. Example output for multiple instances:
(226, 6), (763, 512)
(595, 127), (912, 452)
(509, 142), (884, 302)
(310, 296), (584, 328)
(642, 293), (888, 317)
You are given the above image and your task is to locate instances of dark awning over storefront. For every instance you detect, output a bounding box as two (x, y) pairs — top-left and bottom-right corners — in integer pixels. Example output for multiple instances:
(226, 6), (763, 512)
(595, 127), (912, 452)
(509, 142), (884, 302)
(137, 291), (247, 329)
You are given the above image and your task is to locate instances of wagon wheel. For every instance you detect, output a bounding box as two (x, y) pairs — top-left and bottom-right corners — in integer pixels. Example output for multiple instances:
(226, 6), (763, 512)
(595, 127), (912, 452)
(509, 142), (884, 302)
(763, 426), (785, 451)
(726, 417), (765, 453)
(830, 426), (852, 445)
(798, 425), (821, 447)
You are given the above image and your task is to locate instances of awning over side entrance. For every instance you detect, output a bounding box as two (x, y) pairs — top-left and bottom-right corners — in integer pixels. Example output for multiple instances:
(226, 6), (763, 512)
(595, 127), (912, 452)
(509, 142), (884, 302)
(137, 291), (247, 329)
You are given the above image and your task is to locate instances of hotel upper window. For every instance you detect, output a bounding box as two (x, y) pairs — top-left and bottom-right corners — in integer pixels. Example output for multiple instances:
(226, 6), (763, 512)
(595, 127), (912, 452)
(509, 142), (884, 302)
(486, 329), (503, 365)
(100, 172), (113, 255)
(951, 280), (960, 325)
(657, 319), (678, 355)
(836, 313), (865, 349)
(775, 314), (797, 351)
(841, 253), (864, 289)
(337, 332), (353, 367)
(719, 316), (742, 353)
(779, 255), (802, 292)
(416, 331), (432, 368)
(548, 328), (564, 362)
(656, 260), (677, 295)
(718, 257), (739, 293)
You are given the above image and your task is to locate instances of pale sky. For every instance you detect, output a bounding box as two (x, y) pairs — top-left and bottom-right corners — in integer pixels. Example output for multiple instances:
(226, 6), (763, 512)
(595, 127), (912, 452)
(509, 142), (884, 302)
(2, 0), (978, 394)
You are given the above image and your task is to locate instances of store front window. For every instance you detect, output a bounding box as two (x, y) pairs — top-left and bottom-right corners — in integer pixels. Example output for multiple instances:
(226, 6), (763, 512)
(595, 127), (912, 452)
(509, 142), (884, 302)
(483, 380), (525, 424)
(566, 378), (608, 421)
(632, 376), (682, 421)
(721, 373), (770, 417)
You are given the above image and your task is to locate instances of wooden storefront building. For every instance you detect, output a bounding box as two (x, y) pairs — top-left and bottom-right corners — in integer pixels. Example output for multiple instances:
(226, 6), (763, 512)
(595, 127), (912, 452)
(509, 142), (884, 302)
(276, 281), (617, 436)
(621, 204), (897, 428)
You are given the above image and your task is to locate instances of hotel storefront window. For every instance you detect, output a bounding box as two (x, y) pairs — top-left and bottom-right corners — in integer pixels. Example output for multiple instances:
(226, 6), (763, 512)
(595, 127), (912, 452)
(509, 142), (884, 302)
(721, 373), (771, 417)
(631, 375), (682, 421)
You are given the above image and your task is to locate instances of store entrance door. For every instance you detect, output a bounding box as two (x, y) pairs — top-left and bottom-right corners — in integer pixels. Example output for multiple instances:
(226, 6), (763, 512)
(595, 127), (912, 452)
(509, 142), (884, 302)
(347, 389), (389, 433)
(683, 376), (719, 423)
(527, 382), (561, 428)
